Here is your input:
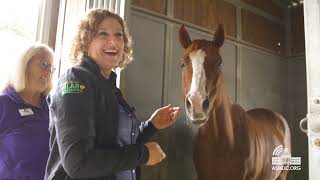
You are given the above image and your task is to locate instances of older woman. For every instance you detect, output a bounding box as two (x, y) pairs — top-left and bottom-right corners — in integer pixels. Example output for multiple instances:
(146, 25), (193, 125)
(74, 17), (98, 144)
(0, 43), (55, 180)
(45, 9), (180, 180)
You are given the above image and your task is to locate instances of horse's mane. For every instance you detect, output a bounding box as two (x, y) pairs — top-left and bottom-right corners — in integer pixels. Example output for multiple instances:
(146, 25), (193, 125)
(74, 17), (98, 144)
(203, 73), (235, 148)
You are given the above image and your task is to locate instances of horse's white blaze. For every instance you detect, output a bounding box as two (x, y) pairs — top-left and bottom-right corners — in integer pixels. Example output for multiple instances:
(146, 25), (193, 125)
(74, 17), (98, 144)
(188, 49), (207, 104)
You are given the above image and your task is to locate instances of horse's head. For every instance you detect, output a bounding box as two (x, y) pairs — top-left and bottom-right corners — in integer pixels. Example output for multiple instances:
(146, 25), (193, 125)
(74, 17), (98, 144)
(179, 24), (225, 126)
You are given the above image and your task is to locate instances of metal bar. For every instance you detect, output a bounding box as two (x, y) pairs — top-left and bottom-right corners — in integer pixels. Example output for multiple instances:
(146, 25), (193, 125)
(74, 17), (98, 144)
(107, 0), (110, 9)
(102, 0), (106, 9)
(54, 0), (67, 78)
(235, 6), (242, 104)
(115, 0), (120, 14)
(93, 0), (97, 8)
(235, 43), (243, 104)
(85, 0), (90, 10)
(99, 0), (103, 8)
(101, 0), (105, 8)
(121, 0), (130, 19)
(303, 0), (320, 179)
(236, 6), (242, 40)
(100, 0), (104, 9)
(109, 0), (115, 12)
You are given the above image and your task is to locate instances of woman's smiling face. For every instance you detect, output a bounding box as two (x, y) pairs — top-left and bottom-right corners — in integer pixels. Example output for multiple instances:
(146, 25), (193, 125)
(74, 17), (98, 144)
(26, 50), (54, 93)
(87, 17), (124, 77)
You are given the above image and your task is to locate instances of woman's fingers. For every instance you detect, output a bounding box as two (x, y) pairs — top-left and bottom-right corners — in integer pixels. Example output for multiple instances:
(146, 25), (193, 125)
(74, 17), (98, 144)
(169, 107), (180, 120)
(145, 142), (166, 165)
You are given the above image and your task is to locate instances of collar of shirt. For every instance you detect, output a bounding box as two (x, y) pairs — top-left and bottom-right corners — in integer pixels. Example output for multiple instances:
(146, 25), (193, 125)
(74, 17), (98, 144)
(80, 56), (137, 117)
(80, 55), (117, 86)
(5, 86), (47, 110)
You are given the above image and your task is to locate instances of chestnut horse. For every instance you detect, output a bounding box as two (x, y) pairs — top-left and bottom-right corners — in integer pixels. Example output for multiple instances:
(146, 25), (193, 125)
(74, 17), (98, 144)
(178, 24), (291, 180)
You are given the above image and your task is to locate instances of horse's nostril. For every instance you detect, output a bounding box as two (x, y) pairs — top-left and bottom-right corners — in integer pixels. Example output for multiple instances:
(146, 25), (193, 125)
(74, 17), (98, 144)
(186, 97), (192, 109)
(203, 98), (209, 112)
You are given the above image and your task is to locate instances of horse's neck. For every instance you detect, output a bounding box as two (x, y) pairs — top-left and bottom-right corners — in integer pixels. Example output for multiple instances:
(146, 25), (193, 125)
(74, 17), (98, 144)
(203, 85), (235, 149)
(209, 91), (250, 152)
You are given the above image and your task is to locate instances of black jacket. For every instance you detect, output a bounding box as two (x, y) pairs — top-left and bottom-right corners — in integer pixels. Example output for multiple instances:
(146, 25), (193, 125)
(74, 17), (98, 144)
(45, 56), (157, 180)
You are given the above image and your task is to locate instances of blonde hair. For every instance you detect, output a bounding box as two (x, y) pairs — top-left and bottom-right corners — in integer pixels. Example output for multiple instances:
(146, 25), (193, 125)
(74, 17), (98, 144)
(70, 9), (133, 69)
(2, 43), (55, 96)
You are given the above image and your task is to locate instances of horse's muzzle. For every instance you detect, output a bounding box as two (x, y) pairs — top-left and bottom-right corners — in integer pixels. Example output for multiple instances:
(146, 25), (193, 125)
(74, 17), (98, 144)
(185, 94), (210, 125)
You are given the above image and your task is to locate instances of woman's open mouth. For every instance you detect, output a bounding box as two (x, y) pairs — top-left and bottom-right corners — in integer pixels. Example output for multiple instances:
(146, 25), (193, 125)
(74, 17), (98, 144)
(103, 49), (118, 56)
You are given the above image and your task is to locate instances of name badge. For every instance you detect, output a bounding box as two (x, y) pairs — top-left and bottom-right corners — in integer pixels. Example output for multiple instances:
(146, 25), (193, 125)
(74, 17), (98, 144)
(19, 108), (34, 116)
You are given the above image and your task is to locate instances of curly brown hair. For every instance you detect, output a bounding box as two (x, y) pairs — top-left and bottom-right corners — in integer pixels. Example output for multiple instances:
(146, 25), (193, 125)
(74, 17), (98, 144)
(70, 9), (133, 69)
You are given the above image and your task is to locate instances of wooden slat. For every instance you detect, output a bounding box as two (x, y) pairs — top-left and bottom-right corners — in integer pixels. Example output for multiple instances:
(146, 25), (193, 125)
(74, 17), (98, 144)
(217, 0), (236, 37)
(241, 0), (284, 20)
(131, 0), (167, 14)
(174, 0), (214, 31)
(174, 0), (236, 37)
(242, 9), (285, 54)
(291, 6), (305, 55)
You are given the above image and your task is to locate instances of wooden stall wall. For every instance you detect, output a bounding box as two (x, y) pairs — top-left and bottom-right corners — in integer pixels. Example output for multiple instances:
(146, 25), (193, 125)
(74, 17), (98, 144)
(132, 0), (286, 54)
(242, 9), (285, 54)
(131, 0), (166, 14)
(291, 5), (305, 55)
(241, 0), (284, 19)
(287, 57), (308, 180)
(126, 13), (169, 180)
(174, 0), (236, 37)
(240, 48), (288, 116)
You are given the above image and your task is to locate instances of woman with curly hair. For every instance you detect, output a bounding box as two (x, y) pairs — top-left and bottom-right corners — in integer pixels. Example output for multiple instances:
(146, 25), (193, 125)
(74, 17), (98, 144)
(45, 9), (180, 180)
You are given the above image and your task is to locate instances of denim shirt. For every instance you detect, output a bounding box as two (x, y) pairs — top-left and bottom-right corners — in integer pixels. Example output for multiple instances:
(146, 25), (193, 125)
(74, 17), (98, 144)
(0, 86), (50, 180)
(115, 104), (140, 180)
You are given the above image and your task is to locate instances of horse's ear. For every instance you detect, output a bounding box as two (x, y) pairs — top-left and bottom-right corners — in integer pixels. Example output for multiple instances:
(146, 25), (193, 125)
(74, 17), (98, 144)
(179, 25), (192, 49)
(213, 24), (225, 48)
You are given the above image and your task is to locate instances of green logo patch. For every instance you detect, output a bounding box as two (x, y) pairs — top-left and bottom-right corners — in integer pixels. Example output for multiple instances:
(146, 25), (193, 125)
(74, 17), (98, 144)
(61, 82), (85, 95)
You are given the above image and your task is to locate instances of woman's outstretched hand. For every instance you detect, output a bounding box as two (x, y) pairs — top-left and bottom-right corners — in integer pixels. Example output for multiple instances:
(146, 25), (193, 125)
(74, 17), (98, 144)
(149, 104), (180, 129)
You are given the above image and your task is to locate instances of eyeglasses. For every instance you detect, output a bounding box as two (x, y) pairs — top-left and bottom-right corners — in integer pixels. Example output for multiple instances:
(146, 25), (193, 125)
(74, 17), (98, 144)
(32, 59), (56, 74)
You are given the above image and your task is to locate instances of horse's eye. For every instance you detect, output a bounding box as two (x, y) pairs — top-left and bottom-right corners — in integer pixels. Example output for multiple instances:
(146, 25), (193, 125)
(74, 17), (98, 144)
(217, 61), (223, 67)
(180, 61), (186, 68)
